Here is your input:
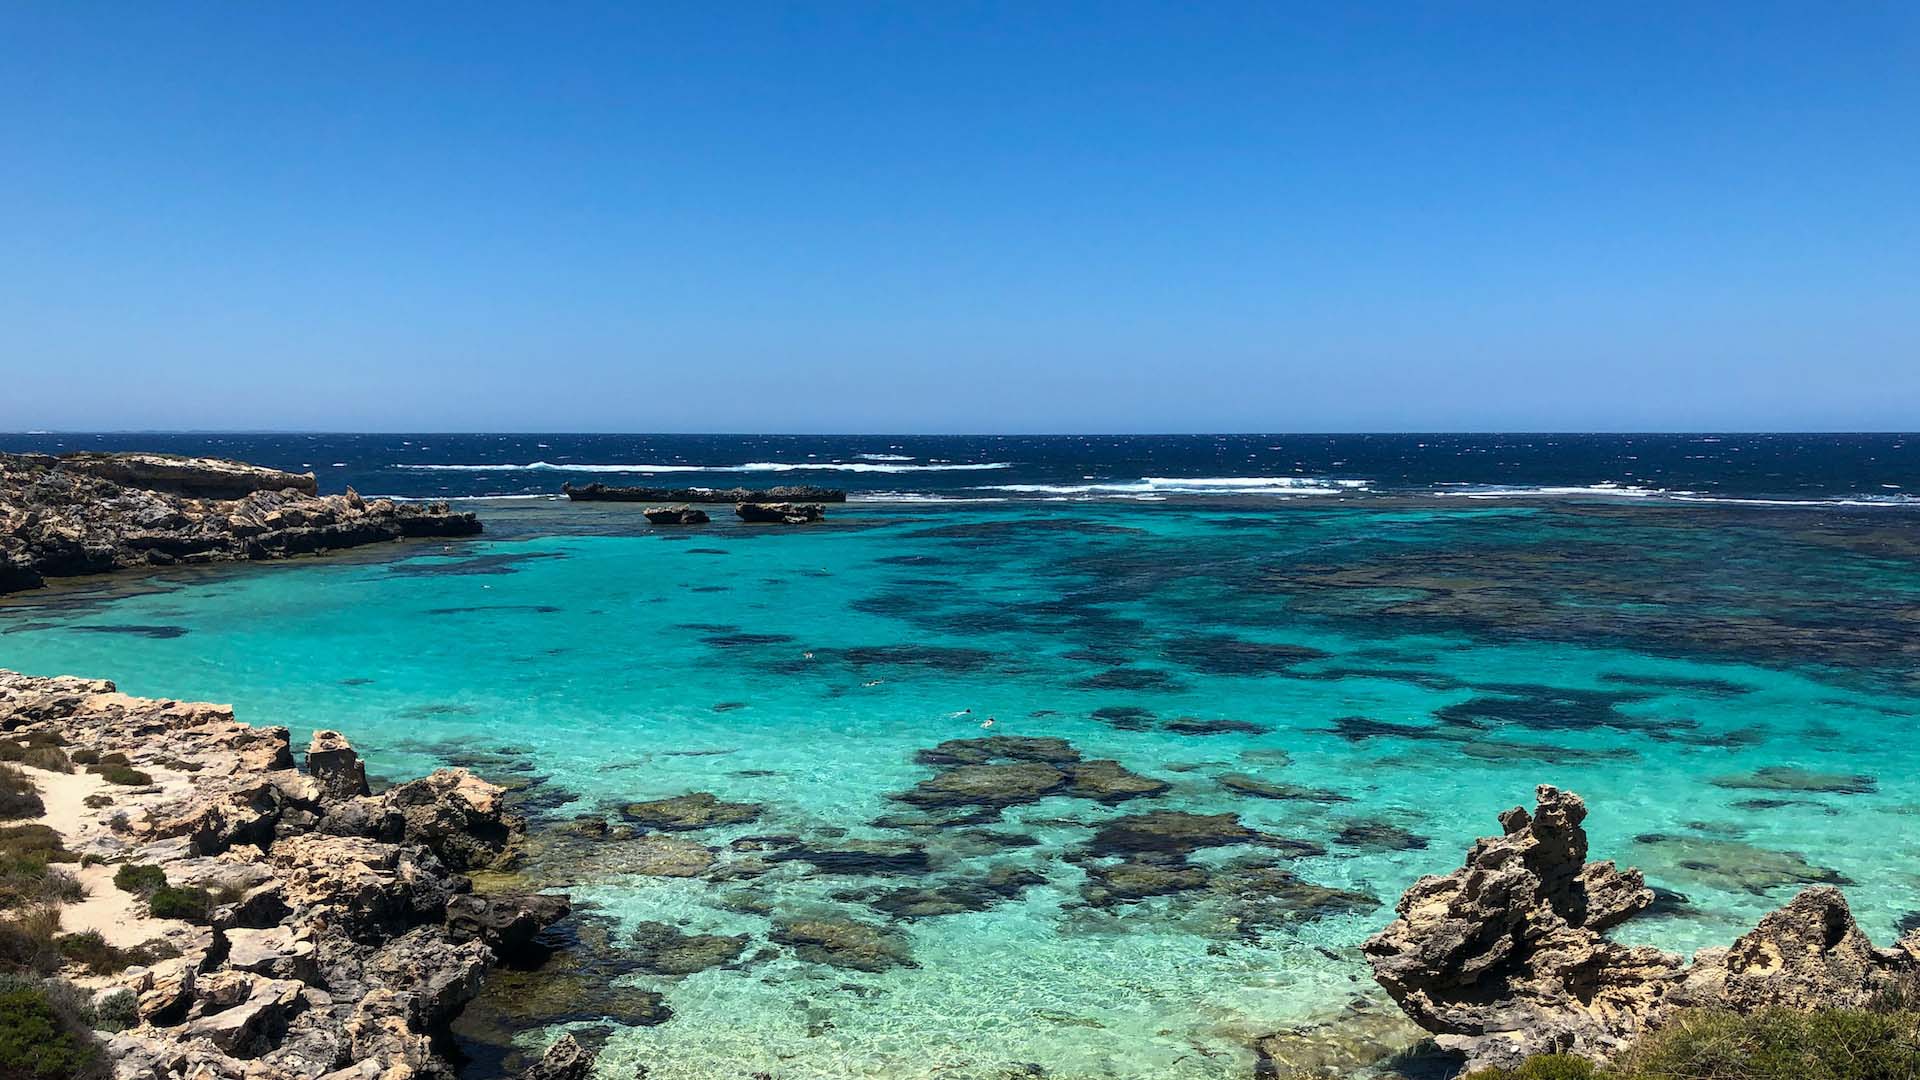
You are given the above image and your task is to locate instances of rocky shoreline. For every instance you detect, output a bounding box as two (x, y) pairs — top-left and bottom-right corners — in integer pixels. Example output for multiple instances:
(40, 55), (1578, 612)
(0, 669), (583, 1080)
(1364, 785), (1920, 1073)
(1, 452), (481, 595)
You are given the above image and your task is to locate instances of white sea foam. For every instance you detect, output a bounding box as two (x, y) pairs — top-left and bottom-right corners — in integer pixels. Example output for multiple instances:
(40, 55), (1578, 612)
(395, 460), (1011, 474)
(982, 476), (1370, 497)
(851, 492), (1009, 504)
(1433, 483), (1920, 509)
(855, 453), (916, 462)
(1436, 482), (1672, 500)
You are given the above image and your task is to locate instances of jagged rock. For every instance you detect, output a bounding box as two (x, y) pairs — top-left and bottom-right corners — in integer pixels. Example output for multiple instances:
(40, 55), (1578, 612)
(517, 1034), (598, 1080)
(380, 769), (516, 869)
(0, 452), (480, 595)
(185, 977), (307, 1058)
(734, 501), (825, 524)
(1673, 886), (1909, 1011)
(1364, 785), (1920, 1072)
(362, 927), (493, 1026)
(0, 668), (570, 1080)
(225, 926), (319, 981)
(643, 506), (710, 525)
(308, 730), (371, 800)
(563, 482), (846, 503)
(445, 893), (571, 959)
(271, 834), (461, 936)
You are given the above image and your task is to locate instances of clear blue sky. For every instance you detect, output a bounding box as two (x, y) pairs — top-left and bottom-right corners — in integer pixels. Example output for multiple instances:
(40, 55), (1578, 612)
(3, 3), (1915, 432)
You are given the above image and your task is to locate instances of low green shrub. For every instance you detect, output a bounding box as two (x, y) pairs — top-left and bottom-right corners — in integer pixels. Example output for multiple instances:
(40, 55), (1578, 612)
(80, 794), (112, 810)
(89, 765), (152, 787)
(0, 827), (74, 866)
(94, 754), (129, 769)
(0, 907), (62, 976)
(0, 975), (102, 1079)
(67, 749), (99, 767)
(1465, 1055), (1597, 1080)
(1620, 1007), (1920, 1080)
(1469, 1008), (1920, 1080)
(111, 864), (166, 898)
(147, 885), (212, 924)
(17, 747), (70, 775)
(0, 767), (42, 821)
(0, 829), (82, 913)
(52, 931), (179, 976)
(92, 987), (137, 1034)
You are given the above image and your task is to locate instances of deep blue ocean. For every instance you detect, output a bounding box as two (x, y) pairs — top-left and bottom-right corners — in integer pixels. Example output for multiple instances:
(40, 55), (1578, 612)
(2, 432), (1915, 505)
(4, 432), (1919, 1079)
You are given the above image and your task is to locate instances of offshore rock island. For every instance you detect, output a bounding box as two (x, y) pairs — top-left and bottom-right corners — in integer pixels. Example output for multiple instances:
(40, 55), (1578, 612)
(0, 452), (479, 595)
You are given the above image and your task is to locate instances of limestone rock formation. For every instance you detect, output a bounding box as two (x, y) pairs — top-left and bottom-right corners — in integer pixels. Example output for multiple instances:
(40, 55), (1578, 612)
(643, 506), (710, 524)
(0, 451), (481, 594)
(57, 452), (321, 497)
(0, 669), (570, 1080)
(734, 501), (826, 524)
(307, 730), (371, 801)
(1364, 784), (1919, 1072)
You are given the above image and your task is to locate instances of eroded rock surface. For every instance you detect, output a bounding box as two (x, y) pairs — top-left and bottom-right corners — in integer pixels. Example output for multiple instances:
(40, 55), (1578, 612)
(0, 669), (569, 1080)
(1364, 784), (1918, 1072)
(0, 452), (480, 594)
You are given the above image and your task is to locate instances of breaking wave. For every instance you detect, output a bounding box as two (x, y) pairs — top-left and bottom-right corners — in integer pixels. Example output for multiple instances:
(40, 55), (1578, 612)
(395, 460), (1011, 474)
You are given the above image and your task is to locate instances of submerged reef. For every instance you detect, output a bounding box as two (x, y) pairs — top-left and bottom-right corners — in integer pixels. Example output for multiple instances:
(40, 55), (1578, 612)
(1365, 784), (1920, 1073)
(0, 669), (577, 1080)
(0, 452), (480, 594)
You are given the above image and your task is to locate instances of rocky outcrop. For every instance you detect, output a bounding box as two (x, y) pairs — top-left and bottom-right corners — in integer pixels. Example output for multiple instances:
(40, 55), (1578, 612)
(734, 502), (825, 524)
(306, 731), (370, 801)
(0, 669), (570, 1080)
(57, 452), (321, 497)
(562, 482), (846, 503)
(1364, 785), (1920, 1072)
(642, 506), (710, 525)
(515, 1034), (598, 1080)
(0, 452), (481, 594)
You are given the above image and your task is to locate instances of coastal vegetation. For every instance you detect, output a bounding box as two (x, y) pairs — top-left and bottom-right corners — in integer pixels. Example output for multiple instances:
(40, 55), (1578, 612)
(1467, 1007), (1920, 1080)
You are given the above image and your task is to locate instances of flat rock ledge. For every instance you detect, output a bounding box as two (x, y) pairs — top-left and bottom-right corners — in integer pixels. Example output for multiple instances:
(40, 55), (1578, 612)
(0, 452), (481, 594)
(0, 669), (578, 1080)
(1363, 784), (1920, 1073)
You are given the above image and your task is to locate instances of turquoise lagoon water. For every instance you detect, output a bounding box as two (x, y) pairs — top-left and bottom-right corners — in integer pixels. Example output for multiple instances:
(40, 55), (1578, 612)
(3, 499), (1919, 1078)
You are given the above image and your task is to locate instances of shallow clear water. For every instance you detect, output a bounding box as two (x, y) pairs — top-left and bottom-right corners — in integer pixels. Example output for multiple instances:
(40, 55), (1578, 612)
(3, 500), (1918, 1078)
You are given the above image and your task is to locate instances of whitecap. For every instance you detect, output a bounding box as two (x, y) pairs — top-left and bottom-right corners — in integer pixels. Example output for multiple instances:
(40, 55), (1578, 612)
(395, 460), (1011, 474)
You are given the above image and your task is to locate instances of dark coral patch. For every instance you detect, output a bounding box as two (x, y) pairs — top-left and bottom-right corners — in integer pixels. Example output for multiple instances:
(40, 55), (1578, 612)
(1331, 819), (1429, 852)
(68, 624), (190, 638)
(1160, 634), (1329, 675)
(622, 792), (764, 831)
(1709, 766), (1876, 795)
(1219, 774), (1352, 803)
(1074, 667), (1183, 692)
(1163, 718), (1268, 736)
